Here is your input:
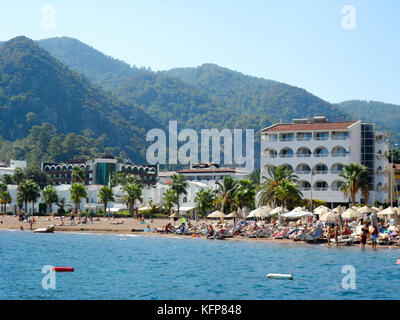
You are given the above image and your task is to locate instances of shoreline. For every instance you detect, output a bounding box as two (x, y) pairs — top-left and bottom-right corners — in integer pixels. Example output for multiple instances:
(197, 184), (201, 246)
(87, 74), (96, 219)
(1, 223), (399, 249)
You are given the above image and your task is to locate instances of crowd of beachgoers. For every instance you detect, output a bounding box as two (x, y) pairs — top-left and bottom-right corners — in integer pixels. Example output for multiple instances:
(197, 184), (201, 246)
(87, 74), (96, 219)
(153, 215), (400, 249)
(2, 205), (400, 250)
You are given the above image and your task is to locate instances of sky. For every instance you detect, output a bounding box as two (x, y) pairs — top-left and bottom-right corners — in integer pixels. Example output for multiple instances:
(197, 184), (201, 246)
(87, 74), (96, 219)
(0, 0), (399, 105)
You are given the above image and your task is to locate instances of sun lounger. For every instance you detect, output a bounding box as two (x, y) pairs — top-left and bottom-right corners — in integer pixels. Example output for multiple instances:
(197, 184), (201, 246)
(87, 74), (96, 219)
(273, 227), (290, 239)
(305, 227), (324, 243)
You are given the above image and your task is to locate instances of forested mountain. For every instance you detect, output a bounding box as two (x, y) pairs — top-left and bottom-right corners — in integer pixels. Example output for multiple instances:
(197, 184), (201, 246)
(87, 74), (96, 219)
(336, 100), (400, 143)
(4, 36), (397, 169)
(0, 36), (162, 164)
(164, 64), (349, 123)
(37, 37), (149, 91)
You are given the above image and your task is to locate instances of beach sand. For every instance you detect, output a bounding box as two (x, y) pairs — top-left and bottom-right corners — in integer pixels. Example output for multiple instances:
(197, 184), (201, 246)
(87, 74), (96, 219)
(0, 215), (398, 248)
(0, 215), (294, 244)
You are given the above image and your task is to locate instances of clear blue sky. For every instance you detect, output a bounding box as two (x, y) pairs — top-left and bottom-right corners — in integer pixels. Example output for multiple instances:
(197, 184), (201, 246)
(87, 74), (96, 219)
(1, 0), (399, 105)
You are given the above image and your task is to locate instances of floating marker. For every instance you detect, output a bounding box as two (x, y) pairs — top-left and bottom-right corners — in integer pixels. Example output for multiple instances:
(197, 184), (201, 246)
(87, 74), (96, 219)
(266, 273), (293, 280)
(52, 267), (74, 272)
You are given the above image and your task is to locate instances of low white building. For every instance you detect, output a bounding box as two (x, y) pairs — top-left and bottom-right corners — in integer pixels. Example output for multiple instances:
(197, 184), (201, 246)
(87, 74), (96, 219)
(0, 160), (27, 178)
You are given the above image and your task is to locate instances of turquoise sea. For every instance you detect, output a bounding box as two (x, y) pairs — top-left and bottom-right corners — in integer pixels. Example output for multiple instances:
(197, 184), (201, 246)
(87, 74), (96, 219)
(0, 230), (399, 300)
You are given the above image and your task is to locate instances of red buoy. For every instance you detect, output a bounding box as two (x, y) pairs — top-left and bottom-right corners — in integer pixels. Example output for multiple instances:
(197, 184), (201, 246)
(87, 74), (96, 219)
(52, 267), (74, 272)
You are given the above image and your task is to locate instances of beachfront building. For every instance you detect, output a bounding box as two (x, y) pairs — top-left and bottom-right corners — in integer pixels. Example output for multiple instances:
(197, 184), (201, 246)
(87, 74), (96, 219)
(41, 157), (158, 186)
(260, 116), (389, 207)
(0, 160), (27, 178)
(388, 163), (400, 206)
(177, 162), (249, 183)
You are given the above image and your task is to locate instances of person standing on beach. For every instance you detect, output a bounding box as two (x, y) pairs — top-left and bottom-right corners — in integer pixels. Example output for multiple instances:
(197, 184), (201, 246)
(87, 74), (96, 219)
(78, 209), (81, 222)
(325, 223), (332, 246)
(371, 224), (378, 250)
(181, 216), (186, 232)
(70, 209), (75, 220)
(334, 224), (339, 247)
(360, 227), (367, 250)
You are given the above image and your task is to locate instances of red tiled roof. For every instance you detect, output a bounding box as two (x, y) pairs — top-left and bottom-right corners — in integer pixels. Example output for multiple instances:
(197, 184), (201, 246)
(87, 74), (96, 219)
(260, 121), (359, 132)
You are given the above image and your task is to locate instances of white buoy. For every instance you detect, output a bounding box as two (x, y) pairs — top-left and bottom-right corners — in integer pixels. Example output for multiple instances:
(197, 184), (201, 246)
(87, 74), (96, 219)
(266, 273), (293, 280)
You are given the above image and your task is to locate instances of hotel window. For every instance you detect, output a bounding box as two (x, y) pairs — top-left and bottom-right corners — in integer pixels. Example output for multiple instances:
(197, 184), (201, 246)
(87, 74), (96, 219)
(314, 147), (329, 157)
(296, 147), (312, 157)
(314, 132), (329, 140)
(280, 133), (294, 141)
(332, 132), (349, 140)
(331, 163), (345, 174)
(314, 181), (328, 191)
(299, 181), (311, 191)
(279, 148), (294, 158)
(314, 164), (328, 174)
(332, 147), (348, 157)
(269, 134), (278, 142)
(296, 164), (311, 174)
(296, 133), (312, 141)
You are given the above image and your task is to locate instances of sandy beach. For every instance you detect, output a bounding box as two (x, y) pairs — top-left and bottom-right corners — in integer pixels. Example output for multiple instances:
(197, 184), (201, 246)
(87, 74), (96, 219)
(0, 215), (290, 243)
(0, 215), (398, 249)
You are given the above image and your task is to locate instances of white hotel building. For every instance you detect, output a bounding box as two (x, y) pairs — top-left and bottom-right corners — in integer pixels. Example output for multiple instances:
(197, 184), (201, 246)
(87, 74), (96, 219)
(260, 116), (389, 207)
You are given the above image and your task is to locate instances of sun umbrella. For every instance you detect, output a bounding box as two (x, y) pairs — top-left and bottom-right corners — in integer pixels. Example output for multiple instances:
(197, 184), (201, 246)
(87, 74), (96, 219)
(269, 207), (288, 215)
(314, 205), (330, 216)
(225, 209), (243, 224)
(377, 207), (398, 218)
(356, 206), (375, 215)
(207, 211), (226, 219)
(341, 208), (363, 219)
(226, 211), (243, 218)
(320, 212), (340, 222)
(282, 210), (313, 220)
(169, 213), (183, 219)
(247, 206), (271, 218)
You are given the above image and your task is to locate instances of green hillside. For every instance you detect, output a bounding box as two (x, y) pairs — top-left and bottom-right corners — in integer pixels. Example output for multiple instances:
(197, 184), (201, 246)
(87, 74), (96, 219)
(0, 36), (162, 164)
(336, 100), (400, 143)
(164, 63), (349, 123)
(37, 37), (148, 91)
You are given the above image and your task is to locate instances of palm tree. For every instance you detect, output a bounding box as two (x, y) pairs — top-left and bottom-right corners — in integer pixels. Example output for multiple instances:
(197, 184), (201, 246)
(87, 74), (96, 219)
(70, 183), (87, 211)
(215, 176), (238, 214)
(0, 184), (12, 213)
(1, 191), (12, 213)
(339, 163), (370, 205)
(1, 174), (14, 185)
(170, 174), (188, 215)
(72, 167), (86, 184)
(42, 186), (59, 214)
(98, 186), (115, 217)
(28, 182), (41, 215)
(122, 182), (143, 217)
(235, 179), (257, 211)
(18, 180), (33, 213)
(13, 168), (25, 185)
(194, 189), (215, 218)
(162, 189), (178, 215)
(258, 165), (302, 208)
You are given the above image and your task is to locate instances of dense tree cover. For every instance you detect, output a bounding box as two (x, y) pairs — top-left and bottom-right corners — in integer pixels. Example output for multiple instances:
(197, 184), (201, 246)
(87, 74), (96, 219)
(0, 36), (163, 164)
(37, 37), (149, 91)
(0, 123), (117, 165)
(336, 100), (400, 144)
(164, 64), (349, 122)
